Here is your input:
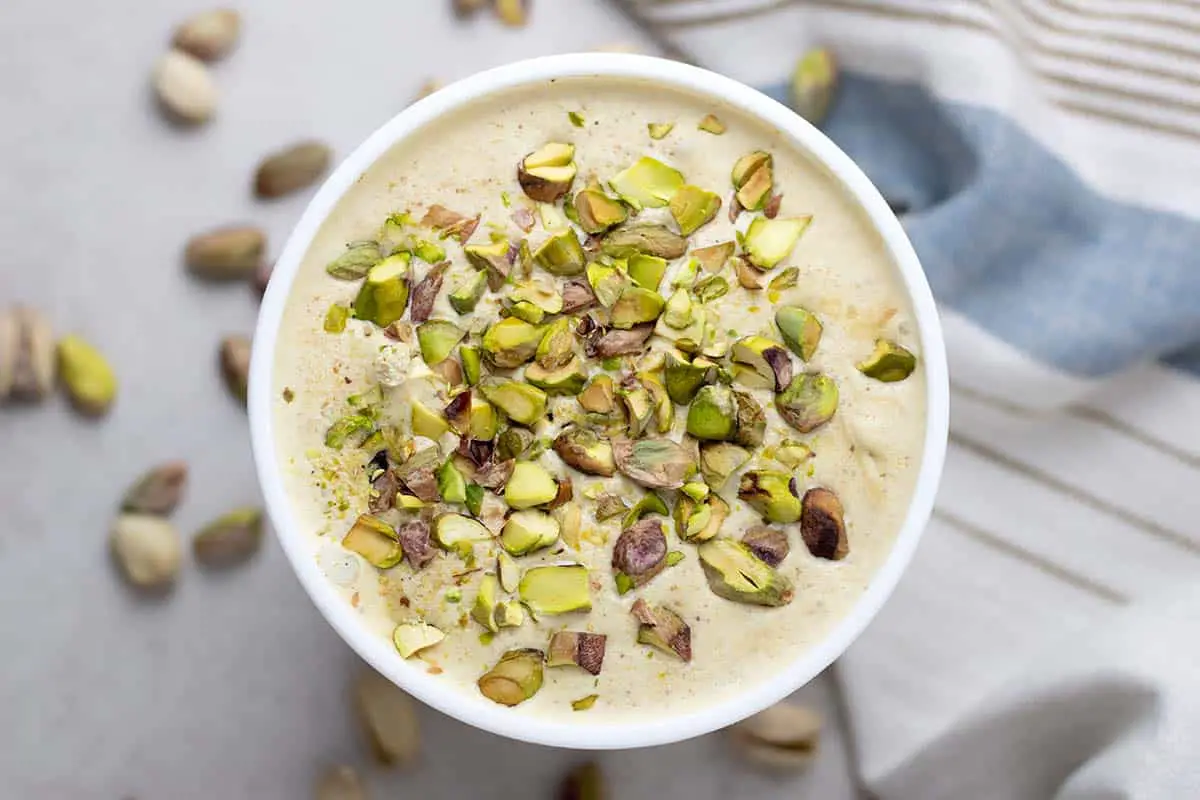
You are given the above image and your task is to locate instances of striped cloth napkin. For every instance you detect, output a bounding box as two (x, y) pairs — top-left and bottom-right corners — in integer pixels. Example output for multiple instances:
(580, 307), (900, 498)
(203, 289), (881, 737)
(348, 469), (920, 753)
(611, 1), (1200, 798)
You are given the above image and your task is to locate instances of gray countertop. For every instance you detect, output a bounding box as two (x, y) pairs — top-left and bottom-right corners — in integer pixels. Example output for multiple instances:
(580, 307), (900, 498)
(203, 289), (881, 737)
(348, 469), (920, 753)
(0, 2), (857, 796)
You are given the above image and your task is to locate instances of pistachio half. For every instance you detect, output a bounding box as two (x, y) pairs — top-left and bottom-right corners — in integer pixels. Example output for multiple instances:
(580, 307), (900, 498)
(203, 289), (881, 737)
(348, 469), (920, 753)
(739, 470), (802, 524)
(857, 339), (917, 382)
(518, 564), (592, 616)
(587, 324), (656, 359)
(731, 336), (793, 393)
(478, 649), (544, 706)
(743, 217), (812, 270)
(122, 461), (188, 515)
(609, 156), (684, 209)
(433, 513), (492, 552)
(547, 631), (607, 675)
(525, 357), (588, 396)
(341, 514), (403, 569)
(698, 538), (794, 606)
(775, 306), (823, 361)
(612, 438), (695, 490)
(664, 350), (712, 404)
(518, 142), (577, 203)
(612, 518), (668, 589)
(699, 442), (750, 489)
(631, 599), (691, 661)
(800, 487), (848, 560)
(471, 573), (502, 632)
(110, 513), (182, 590)
(355, 669), (420, 765)
(553, 427), (616, 476)
(775, 373), (838, 433)
(742, 525), (790, 567)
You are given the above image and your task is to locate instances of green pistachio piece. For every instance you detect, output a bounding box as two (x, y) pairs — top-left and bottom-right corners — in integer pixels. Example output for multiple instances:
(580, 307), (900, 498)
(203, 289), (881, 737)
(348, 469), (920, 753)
(698, 538), (794, 606)
(693, 275), (730, 303)
(535, 317), (575, 370)
(639, 374), (674, 434)
(410, 401), (448, 440)
(767, 266), (800, 297)
(791, 47), (838, 125)
(524, 357), (587, 395)
(692, 241), (735, 273)
(775, 306), (823, 361)
(325, 240), (381, 280)
(595, 493), (629, 521)
(601, 224), (688, 260)
(448, 270), (488, 314)
(496, 427), (535, 461)
(857, 339), (918, 382)
(416, 320), (466, 365)
(776, 373), (838, 433)
(578, 374), (616, 414)
(631, 599), (691, 661)
(57, 335), (118, 416)
(503, 461), (559, 509)
(738, 470), (802, 524)
(553, 427), (616, 476)
(669, 184), (722, 236)
(480, 380), (547, 426)
(686, 384), (737, 441)
(464, 239), (513, 291)
(497, 552), (521, 593)
(478, 648), (545, 706)
(800, 486), (849, 560)
(354, 254), (411, 327)
(616, 381), (655, 438)
(627, 254), (668, 291)
(518, 564), (591, 616)
(465, 483), (485, 517)
(481, 317), (543, 368)
(433, 512), (493, 551)
(470, 398), (499, 440)
(325, 414), (375, 449)
(586, 262), (628, 307)
(500, 509), (561, 555)
(647, 122), (675, 140)
(664, 350), (712, 404)
(574, 188), (628, 234)
(519, 142), (577, 203)
(732, 390), (766, 448)
(773, 440), (814, 469)
(460, 345), (482, 386)
(534, 230), (586, 276)
(609, 156), (684, 209)
(698, 113), (727, 135)
(610, 286), (665, 329)
(412, 238), (446, 264)
(612, 438), (696, 490)
(324, 303), (350, 334)
(496, 600), (526, 628)
(699, 442), (751, 489)
(507, 300), (544, 324)
(662, 288), (694, 331)
(392, 622), (445, 658)
(547, 631), (607, 675)
(511, 279), (564, 315)
(743, 217), (812, 269)
(621, 492), (669, 530)
(731, 336), (793, 392)
(472, 573), (502, 632)
(736, 160), (773, 211)
(681, 481), (710, 503)
(571, 694), (599, 711)
(341, 514), (403, 569)
(731, 151), (771, 190)
(674, 493), (730, 542)
(436, 459), (468, 504)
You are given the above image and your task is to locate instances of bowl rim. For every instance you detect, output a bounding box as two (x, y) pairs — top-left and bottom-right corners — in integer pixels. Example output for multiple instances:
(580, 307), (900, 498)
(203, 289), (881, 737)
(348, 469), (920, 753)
(249, 52), (949, 751)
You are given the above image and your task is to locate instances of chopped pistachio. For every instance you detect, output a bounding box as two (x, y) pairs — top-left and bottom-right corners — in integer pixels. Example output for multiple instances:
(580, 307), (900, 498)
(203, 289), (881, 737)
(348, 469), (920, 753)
(613, 438), (695, 490)
(416, 320), (466, 365)
(674, 493), (729, 543)
(470, 398), (499, 439)
(433, 513), (492, 551)
(568, 110), (585, 128)
(504, 461), (559, 509)
(601, 223), (688, 260)
(775, 373), (838, 433)
(612, 518), (668, 588)
(743, 216), (812, 269)
(325, 414), (374, 449)
(422, 205), (480, 243)
(571, 694), (600, 711)
(627, 253), (668, 291)
(518, 564), (591, 616)
(554, 501), (583, 549)
(791, 47), (838, 124)
(496, 427), (535, 461)
(640, 373), (674, 433)
(631, 599), (691, 661)
(800, 487), (848, 560)
(692, 241), (735, 273)
(699, 442), (751, 489)
(324, 304), (351, 333)
(508, 300), (545, 325)
(462, 238), (512, 292)
(530, 229), (584, 277)
(353, 253), (411, 327)
(500, 509), (560, 555)
(768, 266), (800, 297)
(736, 161), (773, 211)
(512, 278), (565, 315)
(857, 339), (917, 382)
(774, 440), (814, 469)
(698, 538), (794, 606)
(342, 514), (403, 569)
(585, 262), (627, 308)
(553, 426), (616, 476)
(661, 288), (694, 331)
(686, 384), (737, 441)
(738, 470), (802, 524)
(561, 278), (598, 313)
(478, 648), (544, 706)
(734, 257), (765, 290)
(731, 336), (793, 392)
(742, 525), (790, 567)
(480, 379), (547, 426)
(436, 459), (468, 504)
(775, 306), (823, 361)
(732, 390), (767, 448)
(669, 185), (722, 236)
(647, 122), (675, 140)
(664, 350), (711, 404)
(410, 401), (448, 440)
(620, 492), (669, 530)
(610, 286), (665, 329)
(731, 702), (823, 771)
(595, 493), (629, 521)
(694, 275), (730, 304)
(574, 188), (628, 234)
(578, 374), (616, 414)
(681, 480), (709, 503)
(525, 356), (587, 395)
(534, 317), (575, 370)
(393, 621), (445, 658)
(496, 600), (525, 628)
(518, 142), (577, 203)
(698, 113), (727, 134)
(731, 151), (771, 191)
(465, 483), (485, 517)
(609, 155), (684, 209)
(448, 270), (488, 314)
(547, 631), (607, 675)
(614, 380), (652, 438)
(325, 240), (380, 280)
(481, 317), (543, 368)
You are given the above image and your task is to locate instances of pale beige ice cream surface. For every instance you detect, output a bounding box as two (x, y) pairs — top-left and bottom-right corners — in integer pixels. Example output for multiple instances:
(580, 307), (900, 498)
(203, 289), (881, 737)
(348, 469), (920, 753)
(272, 77), (926, 722)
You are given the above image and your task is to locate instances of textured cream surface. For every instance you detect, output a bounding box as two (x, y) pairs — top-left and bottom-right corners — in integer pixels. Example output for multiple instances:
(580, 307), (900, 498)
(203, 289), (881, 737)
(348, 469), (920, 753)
(273, 76), (926, 722)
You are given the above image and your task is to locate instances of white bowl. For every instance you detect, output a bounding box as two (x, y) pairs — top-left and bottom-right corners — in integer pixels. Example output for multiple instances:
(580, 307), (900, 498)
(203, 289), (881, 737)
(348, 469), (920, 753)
(250, 53), (949, 751)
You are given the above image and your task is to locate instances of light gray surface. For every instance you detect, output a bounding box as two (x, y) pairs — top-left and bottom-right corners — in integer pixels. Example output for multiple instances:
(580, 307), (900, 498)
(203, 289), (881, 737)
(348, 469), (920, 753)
(0, 2), (859, 797)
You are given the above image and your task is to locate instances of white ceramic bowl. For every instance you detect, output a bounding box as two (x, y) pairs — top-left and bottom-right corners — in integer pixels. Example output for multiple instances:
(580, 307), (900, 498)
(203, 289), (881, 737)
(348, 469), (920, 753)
(250, 53), (949, 751)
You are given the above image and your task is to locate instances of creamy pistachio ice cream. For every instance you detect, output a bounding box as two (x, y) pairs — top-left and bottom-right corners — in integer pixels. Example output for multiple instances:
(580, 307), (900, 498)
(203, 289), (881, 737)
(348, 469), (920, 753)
(272, 77), (926, 721)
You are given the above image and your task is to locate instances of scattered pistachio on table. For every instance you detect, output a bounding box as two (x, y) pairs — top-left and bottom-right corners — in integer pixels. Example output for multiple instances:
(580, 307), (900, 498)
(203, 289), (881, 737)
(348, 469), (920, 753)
(730, 702), (823, 771)
(186, 226), (266, 281)
(254, 140), (332, 199)
(219, 335), (251, 404)
(171, 8), (241, 62)
(152, 49), (217, 124)
(57, 334), (117, 416)
(790, 47), (838, 125)
(192, 506), (264, 567)
(122, 461), (189, 515)
(110, 513), (183, 590)
(355, 668), (421, 765)
(0, 306), (55, 403)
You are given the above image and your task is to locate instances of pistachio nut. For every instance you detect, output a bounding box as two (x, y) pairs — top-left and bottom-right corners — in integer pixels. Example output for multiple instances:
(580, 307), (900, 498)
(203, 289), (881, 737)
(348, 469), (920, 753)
(353, 253), (411, 328)
(525, 356), (588, 395)
(574, 188), (628, 234)
(153, 49), (217, 124)
(734, 257), (765, 290)
(647, 122), (675, 140)
(409, 260), (449, 324)
(500, 509), (560, 555)
(731, 336), (792, 393)
(172, 8), (241, 61)
(743, 216), (812, 269)
(767, 266), (800, 297)
(547, 631), (607, 676)
(254, 140), (331, 199)
(775, 373), (838, 433)
(219, 334), (251, 404)
(518, 142), (576, 203)
(478, 648), (544, 706)
(0, 306), (54, 402)
(738, 470), (802, 524)
(686, 384), (737, 441)
(481, 317), (543, 368)
(577, 374), (616, 414)
(620, 492), (669, 530)
(857, 339), (918, 382)
(518, 564), (591, 616)
(437, 459), (468, 504)
(561, 279), (598, 314)
(460, 345), (483, 385)
(773, 439), (814, 469)
(664, 350), (711, 404)
(110, 513), (182, 590)
(631, 599), (691, 661)
(612, 438), (695, 490)
(612, 518), (668, 589)
(627, 253), (668, 291)
(315, 765), (365, 800)
(398, 519), (437, 570)
(674, 493), (729, 543)
(669, 184), (721, 236)
(609, 156), (684, 209)
(640, 373), (674, 433)
(186, 225), (266, 280)
(616, 380), (655, 438)
(355, 668), (420, 765)
(448, 270), (488, 314)
(610, 286), (665, 329)
(661, 288), (694, 330)
(432, 512), (492, 551)
(553, 426), (616, 476)
(586, 262), (627, 308)
(325, 414), (374, 449)
(694, 275), (730, 304)
(775, 306), (823, 361)
(325, 240), (380, 280)
(791, 47), (838, 124)
(393, 621), (445, 658)
(495, 427), (535, 461)
(58, 334), (117, 416)
(692, 241), (735, 273)
(595, 493), (629, 521)
(698, 442), (750, 489)
(422, 204), (480, 243)
(588, 327), (656, 362)
(122, 461), (188, 515)
(554, 501), (583, 550)
(601, 223), (688, 260)
(193, 507), (265, 568)
(512, 278), (565, 315)
(800, 486), (848, 560)
(698, 538), (794, 606)
(472, 573), (502, 632)
(464, 238), (513, 290)
(742, 525), (790, 567)
(504, 460), (559, 509)
(416, 319), (466, 365)
(731, 702), (822, 771)
(698, 113), (727, 135)
(480, 379), (547, 426)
